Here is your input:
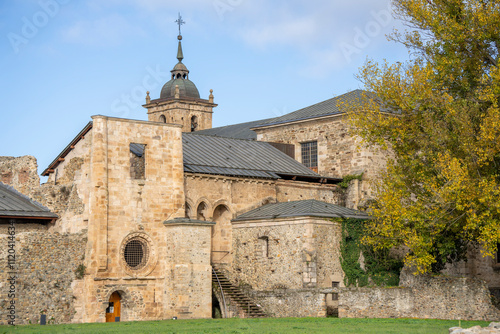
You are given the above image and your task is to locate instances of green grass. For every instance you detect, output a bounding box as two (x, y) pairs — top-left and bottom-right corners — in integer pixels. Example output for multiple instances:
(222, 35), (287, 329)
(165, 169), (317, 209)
(0, 317), (490, 334)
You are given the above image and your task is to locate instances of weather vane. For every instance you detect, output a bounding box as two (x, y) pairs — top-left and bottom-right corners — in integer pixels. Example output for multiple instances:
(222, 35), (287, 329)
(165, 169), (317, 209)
(175, 13), (185, 36)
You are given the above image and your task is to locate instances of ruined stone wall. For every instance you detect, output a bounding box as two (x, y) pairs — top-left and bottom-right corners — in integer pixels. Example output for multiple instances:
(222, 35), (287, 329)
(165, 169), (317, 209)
(0, 230), (87, 325)
(443, 247), (500, 293)
(339, 275), (500, 321)
(0, 156), (40, 196)
(231, 217), (343, 291)
(245, 288), (334, 318)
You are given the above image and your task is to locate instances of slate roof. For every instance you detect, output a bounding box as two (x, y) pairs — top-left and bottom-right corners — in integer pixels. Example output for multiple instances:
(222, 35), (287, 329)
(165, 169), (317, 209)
(233, 199), (370, 221)
(193, 118), (276, 140)
(0, 182), (58, 219)
(183, 133), (319, 179)
(253, 90), (369, 128)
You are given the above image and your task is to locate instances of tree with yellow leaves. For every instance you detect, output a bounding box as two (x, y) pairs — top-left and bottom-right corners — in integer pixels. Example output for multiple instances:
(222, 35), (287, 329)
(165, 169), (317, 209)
(349, 0), (500, 273)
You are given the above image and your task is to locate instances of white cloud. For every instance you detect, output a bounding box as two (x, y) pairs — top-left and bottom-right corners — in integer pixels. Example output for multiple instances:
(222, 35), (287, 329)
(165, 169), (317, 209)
(61, 14), (145, 46)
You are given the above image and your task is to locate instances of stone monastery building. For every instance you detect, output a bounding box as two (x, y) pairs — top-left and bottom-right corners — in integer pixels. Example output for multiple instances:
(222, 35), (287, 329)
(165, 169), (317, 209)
(1, 30), (499, 324)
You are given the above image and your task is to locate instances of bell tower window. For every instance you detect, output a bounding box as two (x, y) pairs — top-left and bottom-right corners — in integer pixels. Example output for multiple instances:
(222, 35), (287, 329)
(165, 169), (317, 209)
(191, 116), (198, 132)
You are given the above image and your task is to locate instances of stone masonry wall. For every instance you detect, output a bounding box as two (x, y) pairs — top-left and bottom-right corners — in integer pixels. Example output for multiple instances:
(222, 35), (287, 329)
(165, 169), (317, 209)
(0, 230), (87, 325)
(245, 288), (334, 318)
(443, 246), (500, 293)
(254, 115), (390, 208)
(254, 115), (389, 181)
(339, 275), (500, 321)
(0, 156), (40, 196)
(184, 174), (340, 268)
(230, 217), (343, 291)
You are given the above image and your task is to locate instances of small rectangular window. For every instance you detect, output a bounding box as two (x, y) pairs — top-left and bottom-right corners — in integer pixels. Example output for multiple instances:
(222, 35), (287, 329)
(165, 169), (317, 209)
(331, 293), (339, 301)
(301, 141), (318, 172)
(332, 281), (339, 288)
(258, 236), (269, 258)
(130, 143), (145, 179)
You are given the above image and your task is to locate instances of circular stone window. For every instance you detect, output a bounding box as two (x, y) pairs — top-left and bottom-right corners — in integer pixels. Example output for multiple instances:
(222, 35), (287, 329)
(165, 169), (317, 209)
(124, 238), (148, 270)
(120, 232), (157, 276)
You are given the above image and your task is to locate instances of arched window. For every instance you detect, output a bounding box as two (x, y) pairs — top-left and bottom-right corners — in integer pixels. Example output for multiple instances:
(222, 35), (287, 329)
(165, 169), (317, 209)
(197, 202), (207, 221)
(191, 116), (198, 132)
(159, 115), (166, 123)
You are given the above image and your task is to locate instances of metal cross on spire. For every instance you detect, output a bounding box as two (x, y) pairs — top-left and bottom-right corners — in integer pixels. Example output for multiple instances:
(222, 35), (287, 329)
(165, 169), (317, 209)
(175, 13), (185, 36)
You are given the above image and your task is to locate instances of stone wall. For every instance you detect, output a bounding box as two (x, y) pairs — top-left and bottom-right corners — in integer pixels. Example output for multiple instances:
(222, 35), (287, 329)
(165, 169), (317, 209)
(184, 174), (340, 267)
(245, 288), (334, 318)
(145, 98), (215, 133)
(443, 247), (500, 293)
(0, 230), (87, 325)
(253, 115), (389, 181)
(231, 217), (344, 291)
(0, 156), (40, 196)
(339, 275), (500, 321)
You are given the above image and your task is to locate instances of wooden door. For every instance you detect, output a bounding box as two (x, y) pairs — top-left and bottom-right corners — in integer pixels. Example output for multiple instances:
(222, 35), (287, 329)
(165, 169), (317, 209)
(105, 292), (121, 322)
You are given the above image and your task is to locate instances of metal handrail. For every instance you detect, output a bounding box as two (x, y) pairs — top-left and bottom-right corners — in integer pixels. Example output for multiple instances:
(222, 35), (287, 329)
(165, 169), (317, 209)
(212, 267), (228, 318)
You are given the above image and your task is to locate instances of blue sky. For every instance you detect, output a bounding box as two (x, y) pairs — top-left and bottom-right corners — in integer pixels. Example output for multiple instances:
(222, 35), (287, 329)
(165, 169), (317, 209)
(0, 0), (409, 180)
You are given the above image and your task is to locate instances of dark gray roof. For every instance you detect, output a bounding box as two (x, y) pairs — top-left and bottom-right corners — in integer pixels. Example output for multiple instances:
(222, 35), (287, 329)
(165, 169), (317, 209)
(233, 199), (370, 221)
(183, 133), (319, 179)
(0, 182), (58, 219)
(253, 90), (369, 128)
(193, 118), (276, 140)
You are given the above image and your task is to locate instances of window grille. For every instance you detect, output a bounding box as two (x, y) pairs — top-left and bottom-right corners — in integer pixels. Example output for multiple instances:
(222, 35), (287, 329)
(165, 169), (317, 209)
(123, 238), (149, 270)
(301, 141), (318, 170)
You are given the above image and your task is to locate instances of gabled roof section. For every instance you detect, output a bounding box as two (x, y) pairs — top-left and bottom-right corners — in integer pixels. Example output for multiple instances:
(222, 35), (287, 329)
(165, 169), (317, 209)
(0, 182), (58, 219)
(233, 199), (370, 221)
(42, 121), (93, 176)
(253, 90), (369, 128)
(193, 118), (276, 140)
(183, 133), (320, 179)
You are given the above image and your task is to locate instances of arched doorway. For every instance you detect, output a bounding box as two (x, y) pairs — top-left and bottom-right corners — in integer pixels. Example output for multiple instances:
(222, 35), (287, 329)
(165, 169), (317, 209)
(212, 204), (232, 264)
(105, 291), (121, 322)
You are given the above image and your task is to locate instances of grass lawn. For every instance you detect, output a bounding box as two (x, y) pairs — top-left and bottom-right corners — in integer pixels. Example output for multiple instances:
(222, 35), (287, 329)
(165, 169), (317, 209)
(0, 317), (490, 334)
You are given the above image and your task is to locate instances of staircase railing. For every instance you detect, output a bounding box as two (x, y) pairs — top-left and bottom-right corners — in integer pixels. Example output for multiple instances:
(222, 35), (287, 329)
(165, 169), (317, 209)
(212, 267), (228, 318)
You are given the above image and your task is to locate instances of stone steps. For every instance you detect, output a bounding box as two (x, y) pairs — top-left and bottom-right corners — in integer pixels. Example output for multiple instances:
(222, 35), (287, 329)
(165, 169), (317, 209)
(212, 268), (267, 318)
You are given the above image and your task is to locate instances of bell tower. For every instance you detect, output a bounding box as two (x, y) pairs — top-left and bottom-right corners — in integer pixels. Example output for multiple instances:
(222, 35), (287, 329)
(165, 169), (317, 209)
(143, 13), (216, 132)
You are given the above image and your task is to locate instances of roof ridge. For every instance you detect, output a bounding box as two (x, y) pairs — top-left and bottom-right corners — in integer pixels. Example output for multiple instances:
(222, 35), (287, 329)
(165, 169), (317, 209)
(184, 132), (268, 143)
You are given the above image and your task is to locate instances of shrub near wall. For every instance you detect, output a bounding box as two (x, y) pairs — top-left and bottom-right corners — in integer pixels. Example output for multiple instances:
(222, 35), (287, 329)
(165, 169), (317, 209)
(0, 231), (87, 325)
(340, 218), (403, 287)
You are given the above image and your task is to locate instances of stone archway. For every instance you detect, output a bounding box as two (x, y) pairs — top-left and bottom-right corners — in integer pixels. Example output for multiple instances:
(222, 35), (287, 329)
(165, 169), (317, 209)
(211, 204), (232, 265)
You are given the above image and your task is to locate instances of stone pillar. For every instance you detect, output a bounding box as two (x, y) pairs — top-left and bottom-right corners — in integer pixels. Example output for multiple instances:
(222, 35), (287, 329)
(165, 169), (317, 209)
(163, 218), (215, 319)
(90, 116), (109, 271)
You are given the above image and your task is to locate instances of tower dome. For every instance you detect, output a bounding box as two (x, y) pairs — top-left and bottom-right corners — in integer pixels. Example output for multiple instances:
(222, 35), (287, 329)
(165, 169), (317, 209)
(160, 35), (200, 99)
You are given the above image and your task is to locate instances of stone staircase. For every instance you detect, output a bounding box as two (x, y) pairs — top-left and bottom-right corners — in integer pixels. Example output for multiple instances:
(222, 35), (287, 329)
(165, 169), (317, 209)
(212, 267), (267, 318)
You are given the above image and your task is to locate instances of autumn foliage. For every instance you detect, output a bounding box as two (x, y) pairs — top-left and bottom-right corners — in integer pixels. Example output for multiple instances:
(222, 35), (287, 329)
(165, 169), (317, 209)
(348, 0), (500, 273)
